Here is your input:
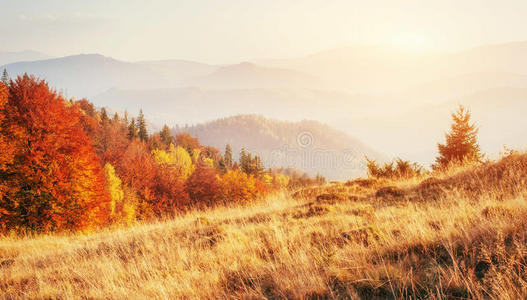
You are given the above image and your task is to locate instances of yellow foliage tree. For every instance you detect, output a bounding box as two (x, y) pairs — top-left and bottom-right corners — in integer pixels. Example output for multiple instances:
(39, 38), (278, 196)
(262, 173), (273, 186)
(103, 163), (135, 226)
(218, 169), (258, 204)
(202, 157), (214, 168)
(191, 148), (202, 164)
(151, 143), (194, 179)
(272, 174), (290, 189)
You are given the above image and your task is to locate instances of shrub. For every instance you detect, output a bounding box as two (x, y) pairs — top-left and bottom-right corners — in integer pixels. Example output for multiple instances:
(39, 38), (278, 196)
(366, 157), (424, 179)
(218, 169), (265, 204)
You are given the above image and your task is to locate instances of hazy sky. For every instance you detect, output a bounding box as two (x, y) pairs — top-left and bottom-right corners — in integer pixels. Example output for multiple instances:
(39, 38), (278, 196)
(2, 0), (527, 63)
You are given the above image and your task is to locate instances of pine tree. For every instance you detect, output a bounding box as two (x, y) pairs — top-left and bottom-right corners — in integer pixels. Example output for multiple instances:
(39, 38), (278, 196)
(100, 107), (109, 124)
(434, 105), (482, 169)
(1, 69), (8, 85)
(252, 155), (264, 177)
(224, 144), (233, 169)
(128, 118), (138, 140)
(160, 124), (172, 146)
(137, 109), (148, 141)
(123, 110), (129, 125)
(218, 158), (227, 173)
(239, 148), (248, 173)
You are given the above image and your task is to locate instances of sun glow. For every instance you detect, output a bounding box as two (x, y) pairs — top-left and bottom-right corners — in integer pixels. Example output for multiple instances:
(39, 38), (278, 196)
(390, 32), (434, 51)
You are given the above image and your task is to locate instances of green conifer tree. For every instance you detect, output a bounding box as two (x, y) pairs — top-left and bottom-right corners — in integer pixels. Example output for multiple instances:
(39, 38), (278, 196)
(224, 144), (233, 169)
(137, 109), (148, 141)
(128, 118), (138, 140)
(1, 69), (8, 85)
(160, 124), (172, 146)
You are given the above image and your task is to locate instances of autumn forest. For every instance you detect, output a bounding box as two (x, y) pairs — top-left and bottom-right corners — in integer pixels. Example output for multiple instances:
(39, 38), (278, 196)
(0, 75), (325, 233)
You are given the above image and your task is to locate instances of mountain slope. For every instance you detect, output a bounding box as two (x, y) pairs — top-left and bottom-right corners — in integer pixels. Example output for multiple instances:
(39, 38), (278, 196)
(2, 153), (526, 298)
(138, 59), (217, 81)
(178, 115), (385, 180)
(1, 54), (169, 97)
(93, 86), (382, 127)
(0, 50), (52, 66)
(185, 62), (322, 89)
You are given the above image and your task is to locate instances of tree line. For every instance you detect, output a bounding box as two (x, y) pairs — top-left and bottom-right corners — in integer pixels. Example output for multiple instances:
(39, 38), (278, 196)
(0, 75), (323, 233)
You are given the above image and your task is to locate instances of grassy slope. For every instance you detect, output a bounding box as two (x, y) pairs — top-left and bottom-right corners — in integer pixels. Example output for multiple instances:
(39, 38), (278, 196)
(1, 154), (527, 299)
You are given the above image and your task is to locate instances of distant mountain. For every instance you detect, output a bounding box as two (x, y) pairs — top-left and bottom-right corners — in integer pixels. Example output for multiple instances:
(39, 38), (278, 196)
(93, 86), (382, 126)
(138, 59), (217, 81)
(1, 54), (169, 98)
(185, 62), (322, 89)
(2, 56), (322, 97)
(176, 115), (386, 180)
(0, 50), (52, 66)
(4, 41), (527, 165)
(399, 72), (527, 103)
(258, 41), (527, 95)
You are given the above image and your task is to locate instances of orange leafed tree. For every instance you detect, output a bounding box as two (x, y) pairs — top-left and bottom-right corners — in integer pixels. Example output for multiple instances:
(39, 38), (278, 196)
(118, 140), (157, 218)
(176, 132), (201, 154)
(0, 76), (111, 232)
(0, 81), (20, 228)
(152, 166), (189, 216)
(217, 169), (266, 204)
(186, 161), (220, 207)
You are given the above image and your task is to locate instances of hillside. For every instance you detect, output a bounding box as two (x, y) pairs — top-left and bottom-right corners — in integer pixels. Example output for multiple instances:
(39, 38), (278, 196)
(93, 86), (381, 127)
(2, 153), (526, 298)
(0, 50), (51, 66)
(1, 54), (170, 97)
(185, 62), (322, 89)
(177, 115), (385, 180)
(137, 60), (217, 81)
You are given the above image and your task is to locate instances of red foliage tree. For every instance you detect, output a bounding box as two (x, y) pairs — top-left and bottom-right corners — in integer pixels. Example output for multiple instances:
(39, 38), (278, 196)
(202, 145), (221, 162)
(186, 161), (220, 207)
(176, 132), (201, 154)
(151, 167), (189, 216)
(118, 140), (157, 218)
(0, 82), (20, 228)
(75, 99), (129, 167)
(1, 76), (111, 232)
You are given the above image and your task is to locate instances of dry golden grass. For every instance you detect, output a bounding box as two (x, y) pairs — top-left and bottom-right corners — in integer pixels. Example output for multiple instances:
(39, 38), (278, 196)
(2, 153), (527, 299)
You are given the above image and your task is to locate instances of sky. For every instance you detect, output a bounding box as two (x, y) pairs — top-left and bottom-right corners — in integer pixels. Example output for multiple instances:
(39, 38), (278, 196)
(2, 0), (527, 63)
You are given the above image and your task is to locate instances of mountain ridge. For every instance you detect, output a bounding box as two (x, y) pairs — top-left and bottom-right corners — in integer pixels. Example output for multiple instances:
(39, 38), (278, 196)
(175, 114), (386, 180)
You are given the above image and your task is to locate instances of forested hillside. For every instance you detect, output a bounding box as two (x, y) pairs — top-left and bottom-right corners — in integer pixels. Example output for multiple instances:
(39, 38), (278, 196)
(177, 115), (385, 180)
(0, 76), (320, 233)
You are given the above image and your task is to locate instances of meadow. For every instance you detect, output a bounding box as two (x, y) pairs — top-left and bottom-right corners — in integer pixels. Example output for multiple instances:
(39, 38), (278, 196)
(1, 152), (526, 299)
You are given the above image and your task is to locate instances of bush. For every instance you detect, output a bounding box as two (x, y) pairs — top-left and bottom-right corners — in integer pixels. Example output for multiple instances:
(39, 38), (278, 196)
(218, 169), (267, 204)
(366, 157), (424, 179)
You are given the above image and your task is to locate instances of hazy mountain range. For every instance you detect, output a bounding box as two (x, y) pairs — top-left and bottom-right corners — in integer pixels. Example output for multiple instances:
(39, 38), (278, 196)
(2, 41), (527, 169)
(177, 115), (385, 180)
(0, 50), (52, 66)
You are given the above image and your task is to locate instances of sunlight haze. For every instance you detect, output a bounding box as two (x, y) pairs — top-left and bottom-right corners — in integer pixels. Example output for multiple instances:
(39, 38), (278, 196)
(2, 0), (527, 62)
